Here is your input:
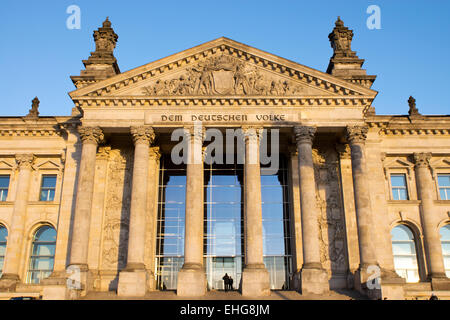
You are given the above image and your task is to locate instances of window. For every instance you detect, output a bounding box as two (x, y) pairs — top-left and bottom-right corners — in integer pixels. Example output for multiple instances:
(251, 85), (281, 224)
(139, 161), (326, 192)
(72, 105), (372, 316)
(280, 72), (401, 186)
(391, 225), (420, 282)
(39, 175), (57, 202)
(0, 175), (10, 202)
(440, 225), (450, 277)
(0, 225), (7, 277)
(391, 174), (409, 200)
(437, 174), (450, 200)
(27, 226), (56, 284)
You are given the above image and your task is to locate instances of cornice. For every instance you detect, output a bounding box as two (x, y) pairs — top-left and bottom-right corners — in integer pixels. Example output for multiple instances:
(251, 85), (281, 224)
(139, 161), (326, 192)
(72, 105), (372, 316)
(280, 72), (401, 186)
(72, 95), (374, 108)
(0, 128), (63, 137)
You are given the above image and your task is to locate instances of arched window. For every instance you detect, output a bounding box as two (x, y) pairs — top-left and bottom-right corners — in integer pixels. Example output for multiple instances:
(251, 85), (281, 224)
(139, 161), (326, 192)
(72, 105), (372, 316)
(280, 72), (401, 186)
(27, 225), (56, 284)
(391, 224), (420, 282)
(0, 225), (7, 276)
(440, 225), (450, 277)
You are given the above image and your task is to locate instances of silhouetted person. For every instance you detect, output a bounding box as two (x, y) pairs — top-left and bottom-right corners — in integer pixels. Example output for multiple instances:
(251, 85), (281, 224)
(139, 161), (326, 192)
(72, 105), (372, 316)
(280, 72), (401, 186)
(430, 294), (439, 300)
(229, 277), (234, 291)
(222, 273), (230, 292)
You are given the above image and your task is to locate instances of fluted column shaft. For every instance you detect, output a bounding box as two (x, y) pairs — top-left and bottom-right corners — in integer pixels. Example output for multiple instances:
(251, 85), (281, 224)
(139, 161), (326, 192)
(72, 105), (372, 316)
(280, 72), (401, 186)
(125, 126), (155, 270)
(1, 154), (34, 280)
(69, 127), (103, 268)
(243, 127), (265, 268)
(294, 126), (323, 269)
(183, 126), (205, 270)
(346, 126), (377, 268)
(414, 153), (446, 278)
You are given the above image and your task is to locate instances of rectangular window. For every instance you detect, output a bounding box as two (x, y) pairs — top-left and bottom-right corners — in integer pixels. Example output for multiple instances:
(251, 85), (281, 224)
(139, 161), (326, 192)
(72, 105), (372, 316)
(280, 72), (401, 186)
(391, 174), (409, 200)
(438, 174), (450, 200)
(0, 175), (10, 202)
(39, 175), (57, 202)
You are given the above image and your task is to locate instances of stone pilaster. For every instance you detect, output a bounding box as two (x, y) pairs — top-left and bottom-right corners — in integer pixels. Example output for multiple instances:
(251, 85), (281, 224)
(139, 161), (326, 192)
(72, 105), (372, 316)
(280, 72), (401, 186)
(67, 126), (104, 296)
(177, 125), (207, 296)
(0, 154), (35, 292)
(118, 126), (155, 297)
(413, 153), (450, 290)
(294, 126), (329, 295)
(346, 126), (379, 295)
(241, 126), (270, 297)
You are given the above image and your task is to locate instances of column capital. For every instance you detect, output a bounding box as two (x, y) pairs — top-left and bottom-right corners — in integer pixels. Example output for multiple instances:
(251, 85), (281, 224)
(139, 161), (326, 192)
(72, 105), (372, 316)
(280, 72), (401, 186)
(346, 125), (368, 144)
(78, 126), (104, 145)
(294, 126), (316, 145)
(15, 154), (35, 170)
(241, 126), (264, 143)
(130, 126), (155, 145)
(183, 125), (205, 143)
(149, 146), (161, 161)
(336, 143), (351, 159)
(413, 152), (432, 168)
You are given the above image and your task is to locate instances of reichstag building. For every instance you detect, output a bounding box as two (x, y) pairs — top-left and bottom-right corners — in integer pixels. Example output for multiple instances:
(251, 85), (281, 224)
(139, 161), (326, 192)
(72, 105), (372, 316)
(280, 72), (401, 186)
(0, 17), (449, 300)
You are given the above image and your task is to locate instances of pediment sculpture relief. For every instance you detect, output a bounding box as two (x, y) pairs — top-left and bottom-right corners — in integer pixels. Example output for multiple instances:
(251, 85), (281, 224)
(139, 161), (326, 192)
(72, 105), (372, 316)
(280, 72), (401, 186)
(141, 54), (305, 96)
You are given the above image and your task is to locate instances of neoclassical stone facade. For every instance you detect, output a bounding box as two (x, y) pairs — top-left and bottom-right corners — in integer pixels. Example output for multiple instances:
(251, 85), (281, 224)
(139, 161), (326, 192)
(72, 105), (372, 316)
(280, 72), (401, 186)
(0, 18), (449, 300)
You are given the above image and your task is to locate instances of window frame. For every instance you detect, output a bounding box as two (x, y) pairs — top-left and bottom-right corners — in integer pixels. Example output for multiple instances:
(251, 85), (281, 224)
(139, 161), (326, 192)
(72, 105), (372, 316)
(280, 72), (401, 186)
(390, 173), (410, 201)
(0, 175), (10, 202)
(391, 224), (422, 283)
(0, 224), (8, 277)
(26, 225), (57, 284)
(39, 174), (58, 202)
(437, 173), (450, 200)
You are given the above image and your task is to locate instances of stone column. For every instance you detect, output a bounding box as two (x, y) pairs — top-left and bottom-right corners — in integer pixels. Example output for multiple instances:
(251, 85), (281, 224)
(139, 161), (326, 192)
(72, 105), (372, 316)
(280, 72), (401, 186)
(241, 126), (270, 297)
(0, 154), (34, 291)
(177, 125), (207, 296)
(346, 126), (379, 292)
(294, 126), (329, 295)
(413, 153), (450, 290)
(67, 126), (104, 293)
(118, 126), (155, 297)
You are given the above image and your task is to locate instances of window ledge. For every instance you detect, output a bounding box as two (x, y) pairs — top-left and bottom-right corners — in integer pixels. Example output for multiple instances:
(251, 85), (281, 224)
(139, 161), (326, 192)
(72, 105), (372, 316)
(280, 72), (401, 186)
(27, 201), (60, 206)
(0, 201), (14, 206)
(434, 200), (450, 205)
(387, 200), (421, 205)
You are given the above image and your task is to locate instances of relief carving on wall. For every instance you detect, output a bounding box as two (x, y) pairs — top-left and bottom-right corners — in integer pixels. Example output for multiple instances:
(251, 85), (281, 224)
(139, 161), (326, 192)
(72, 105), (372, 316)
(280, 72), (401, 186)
(312, 147), (348, 275)
(101, 148), (133, 270)
(141, 54), (305, 96)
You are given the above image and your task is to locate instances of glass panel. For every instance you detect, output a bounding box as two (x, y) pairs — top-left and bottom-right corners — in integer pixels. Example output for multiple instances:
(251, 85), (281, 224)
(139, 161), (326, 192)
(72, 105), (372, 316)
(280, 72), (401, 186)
(0, 226), (7, 242)
(440, 189), (449, 201)
(437, 175), (450, 187)
(27, 226), (56, 284)
(391, 225), (419, 283)
(0, 176), (10, 188)
(391, 174), (407, 187)
(41, 176), (57, 188)
(0, 245), (6, 256)
(261, 186), (283, 203)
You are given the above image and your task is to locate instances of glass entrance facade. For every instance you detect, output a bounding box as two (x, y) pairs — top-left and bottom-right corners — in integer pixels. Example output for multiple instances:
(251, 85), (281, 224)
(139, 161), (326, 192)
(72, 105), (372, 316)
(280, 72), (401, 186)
(155, 155), (292, 291)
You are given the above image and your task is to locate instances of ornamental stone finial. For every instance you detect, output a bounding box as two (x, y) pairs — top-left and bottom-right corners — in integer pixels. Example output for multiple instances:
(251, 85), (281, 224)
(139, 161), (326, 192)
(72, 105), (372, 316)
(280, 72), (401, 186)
(408, 96), (420, 116)
(294, 126), (316, 145)
(26, 97), (40, 119)
(346, 125), (368, 144)
(15, 154), (35, 170)
(413, 152), (431, 168)
(328, 16), (355, 58)
(130, 126), (155, 145)
(78, 126), (104, 145)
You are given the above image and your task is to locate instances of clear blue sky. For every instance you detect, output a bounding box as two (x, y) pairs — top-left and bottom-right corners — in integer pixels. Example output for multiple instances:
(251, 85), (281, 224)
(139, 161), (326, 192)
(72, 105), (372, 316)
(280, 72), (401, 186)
(0, 0), (449, 116)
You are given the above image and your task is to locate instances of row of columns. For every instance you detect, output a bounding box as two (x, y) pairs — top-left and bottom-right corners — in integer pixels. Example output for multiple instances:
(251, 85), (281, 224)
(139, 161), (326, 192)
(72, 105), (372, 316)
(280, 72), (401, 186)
(55, 124), (449, 297)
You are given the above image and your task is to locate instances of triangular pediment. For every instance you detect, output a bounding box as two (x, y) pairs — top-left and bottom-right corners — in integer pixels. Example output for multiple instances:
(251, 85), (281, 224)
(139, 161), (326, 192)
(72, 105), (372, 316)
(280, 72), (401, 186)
(69, 37), (377, 104)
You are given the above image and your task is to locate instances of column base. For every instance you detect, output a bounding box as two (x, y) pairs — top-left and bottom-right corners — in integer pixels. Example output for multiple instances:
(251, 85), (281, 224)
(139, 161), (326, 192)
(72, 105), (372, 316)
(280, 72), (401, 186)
(117, 268), (148, 297)
(241, 264), (270, 297)
(177, 266), (206, 297)
(430, 275), (450, 291)
(0, 273), (20, 292)
(379, 269), (406, 300)
(300, 266), (329, 295)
